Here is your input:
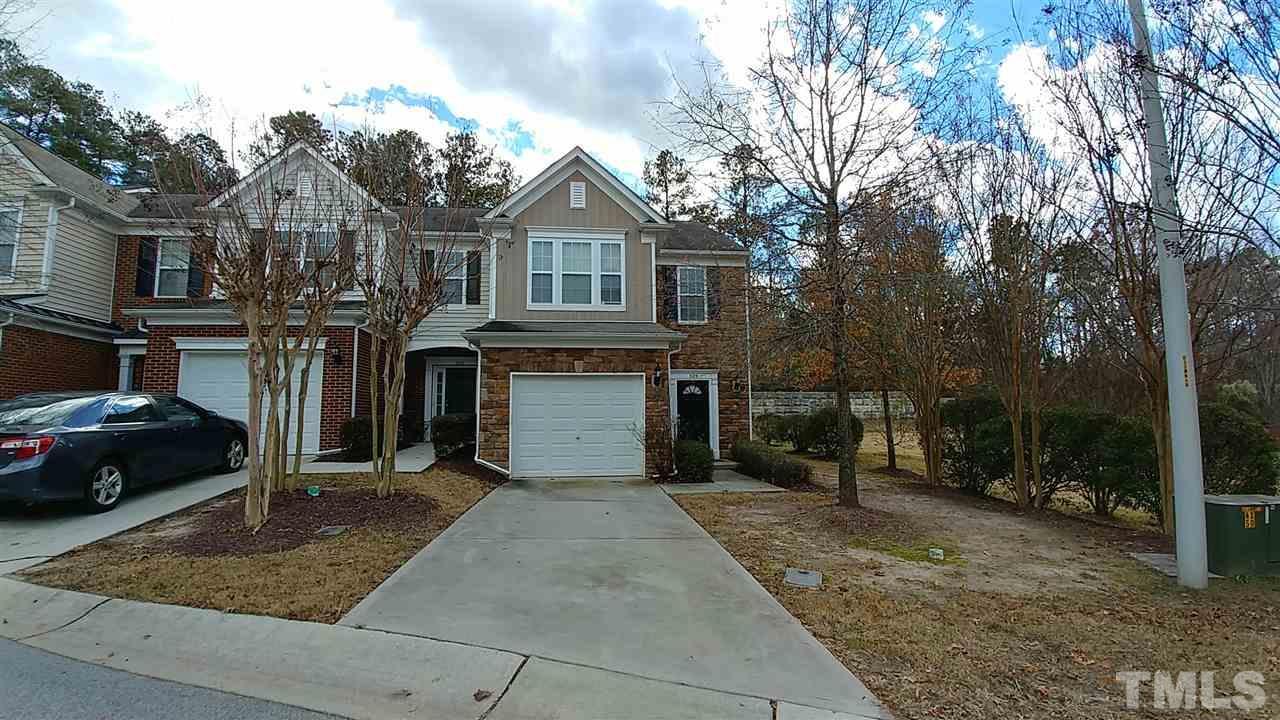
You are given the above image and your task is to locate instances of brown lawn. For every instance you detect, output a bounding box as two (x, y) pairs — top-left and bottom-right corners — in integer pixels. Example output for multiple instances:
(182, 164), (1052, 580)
(675, 436), (1280, 720)
(18, 461), (500, 624)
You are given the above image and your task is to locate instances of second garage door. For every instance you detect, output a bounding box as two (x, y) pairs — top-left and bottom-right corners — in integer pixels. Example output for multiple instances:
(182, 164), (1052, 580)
(510, 374), (645, 478)
(178, 351), (325, 454)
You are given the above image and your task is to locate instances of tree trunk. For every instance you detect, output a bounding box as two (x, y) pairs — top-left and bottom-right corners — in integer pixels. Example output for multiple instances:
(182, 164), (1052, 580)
(289, 341), (320, 487)
(1151, 383), (1175, 534)
(243, 308), (267, 530)
(367, 332), (383, 489)
(826, 211), (859, 508)
(1009, 328), (1030, 508)
(881, 388), (896, 471)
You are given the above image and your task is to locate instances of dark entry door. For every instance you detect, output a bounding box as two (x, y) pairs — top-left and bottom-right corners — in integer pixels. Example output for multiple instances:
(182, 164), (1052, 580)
(443, 367), (477, 415)
(675, 379), (711, 445)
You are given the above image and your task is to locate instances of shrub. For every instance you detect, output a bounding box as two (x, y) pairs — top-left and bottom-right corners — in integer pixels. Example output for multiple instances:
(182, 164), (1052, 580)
(732, 438), (813, 488)
(1200, 400), (1279, 495)
(431, 413), (476, 453)
(782, 414), (811, 451)
(674, 440), (715, 483)
(339, 414), (415, 461)
(1099, 415), (1159, 517)
(806, 405), (863, 459)
(754, 414), (789, 445)
(941, 391), (1006, 495)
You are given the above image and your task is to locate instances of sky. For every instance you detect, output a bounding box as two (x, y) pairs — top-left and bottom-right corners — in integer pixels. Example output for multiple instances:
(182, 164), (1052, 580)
(20, 0), (1047, 191)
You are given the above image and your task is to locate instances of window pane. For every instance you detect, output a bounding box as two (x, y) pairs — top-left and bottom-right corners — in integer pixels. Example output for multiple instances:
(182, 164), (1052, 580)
(0, 244), (12, 273)
(531, 241), (553, 272)
(601, 274), (622, 304)
(155, 396), (201, 423)
(0, 209), (17, 244)
(158, 268), (189, 296)
(105, 396), (159, 424)
(443, 278), (464, 305)
(531, 273), (553, 303)
(562, 241), (591, 273)
(562, 274), (591, 304)
(678, 266), (705, 293)
(307, 231), (337, 260)
(680, 296), (706, 322)
(600, 243), (622, 274)
(160, 239), (189, 268)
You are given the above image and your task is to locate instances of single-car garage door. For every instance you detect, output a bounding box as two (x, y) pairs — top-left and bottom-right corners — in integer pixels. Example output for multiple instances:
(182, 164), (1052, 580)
(178, 351), (325, 454)
(510, 374), (645, 478)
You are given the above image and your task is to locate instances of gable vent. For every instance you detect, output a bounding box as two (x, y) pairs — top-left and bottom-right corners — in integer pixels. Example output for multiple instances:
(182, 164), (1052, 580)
(569, 181), (586, 209)
(297, 172), (314, 197)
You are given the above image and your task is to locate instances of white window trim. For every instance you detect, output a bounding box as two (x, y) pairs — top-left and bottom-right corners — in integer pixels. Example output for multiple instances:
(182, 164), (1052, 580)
(155, 238), (191, 298)
(0, 201), (22, 282)
(676, 265), (708, 325)
(437, 248), (470, 309)
(526, 229), (626, 312)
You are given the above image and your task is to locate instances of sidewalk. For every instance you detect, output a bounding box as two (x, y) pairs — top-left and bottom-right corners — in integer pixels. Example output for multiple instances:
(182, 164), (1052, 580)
(1, 573), (884, 720)
(297, 443), (436, 475)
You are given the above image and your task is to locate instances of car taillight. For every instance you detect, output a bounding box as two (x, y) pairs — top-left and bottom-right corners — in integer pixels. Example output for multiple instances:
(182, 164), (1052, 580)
(1, 436), (56, 460)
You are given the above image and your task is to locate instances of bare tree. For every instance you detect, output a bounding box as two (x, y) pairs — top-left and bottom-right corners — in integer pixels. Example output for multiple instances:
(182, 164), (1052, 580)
(662, 0), (972, 506)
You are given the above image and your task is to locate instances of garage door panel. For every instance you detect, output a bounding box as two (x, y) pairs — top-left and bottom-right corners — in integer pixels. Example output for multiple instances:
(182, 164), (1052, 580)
(510, 374), (644, 478)
(178, 351), (325, 454)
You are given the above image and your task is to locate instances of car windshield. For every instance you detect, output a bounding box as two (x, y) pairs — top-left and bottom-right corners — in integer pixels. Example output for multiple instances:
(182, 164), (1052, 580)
(0, 396), (101, 427)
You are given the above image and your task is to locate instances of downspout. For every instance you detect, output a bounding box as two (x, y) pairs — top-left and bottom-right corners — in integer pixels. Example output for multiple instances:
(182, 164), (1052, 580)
(43, 197), (75, 287)
(0, 311), (15, 352)
(471, 343), (510, 476)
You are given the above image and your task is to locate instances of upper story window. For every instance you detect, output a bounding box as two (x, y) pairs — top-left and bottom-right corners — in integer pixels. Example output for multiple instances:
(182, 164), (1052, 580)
(527, 230), (625, 311)
(438, 250), (466, 305)
(677, 266), (707, 323)
(155, 238), (191, 297)
(0, 202), (20, 277)
(301, 229), (340, 288)
(410, 243), (481, 307)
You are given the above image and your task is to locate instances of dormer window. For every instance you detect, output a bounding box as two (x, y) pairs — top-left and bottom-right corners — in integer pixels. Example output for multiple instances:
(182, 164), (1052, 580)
(569, 181), (586, 209)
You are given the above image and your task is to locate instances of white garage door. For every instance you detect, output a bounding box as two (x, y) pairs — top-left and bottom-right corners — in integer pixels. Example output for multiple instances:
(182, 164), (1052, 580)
(510, 374), (645, 478)
(178, 351), (325, 454)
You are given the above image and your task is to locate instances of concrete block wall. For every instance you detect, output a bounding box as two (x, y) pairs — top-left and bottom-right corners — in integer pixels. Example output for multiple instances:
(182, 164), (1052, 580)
(752, 390), (916, 419)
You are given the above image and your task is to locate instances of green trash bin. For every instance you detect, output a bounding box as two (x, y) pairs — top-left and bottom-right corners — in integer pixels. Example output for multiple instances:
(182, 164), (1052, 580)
(1204, 494), (1279, 577)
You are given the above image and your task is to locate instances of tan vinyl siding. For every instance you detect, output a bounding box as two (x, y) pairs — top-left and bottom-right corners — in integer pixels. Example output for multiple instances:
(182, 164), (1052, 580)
(497, 170), (654, 321)
(44, 207), (118, 322)
(412, 239), (489, 348)
(0, 157), (52, 296)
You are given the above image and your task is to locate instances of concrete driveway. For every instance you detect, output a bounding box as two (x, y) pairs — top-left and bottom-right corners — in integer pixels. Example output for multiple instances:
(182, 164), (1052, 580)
(341, 480), (887, 719)
(0, 470), (246, 574)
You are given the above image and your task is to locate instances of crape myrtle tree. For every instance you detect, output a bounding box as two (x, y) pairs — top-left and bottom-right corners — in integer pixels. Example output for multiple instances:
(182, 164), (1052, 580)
(344, 150), (476, 498)
(662, 0), (973, 503)
(932, 93), (1078, 508)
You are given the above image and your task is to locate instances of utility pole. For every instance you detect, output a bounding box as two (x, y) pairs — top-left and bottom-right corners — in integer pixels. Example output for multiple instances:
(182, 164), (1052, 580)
(1126, 0), (1209, 589)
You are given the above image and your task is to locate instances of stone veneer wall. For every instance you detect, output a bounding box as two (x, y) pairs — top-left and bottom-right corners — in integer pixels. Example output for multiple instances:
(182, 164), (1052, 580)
(477, 347), (671, 477)
(753, 390), (917, 419)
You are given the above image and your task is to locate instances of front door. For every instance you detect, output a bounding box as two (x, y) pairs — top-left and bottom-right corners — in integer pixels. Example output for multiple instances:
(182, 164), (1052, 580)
(675, 380), (711, 445)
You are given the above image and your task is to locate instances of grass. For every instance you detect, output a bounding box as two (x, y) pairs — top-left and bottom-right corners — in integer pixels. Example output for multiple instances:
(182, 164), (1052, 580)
(675, 440), (1280, 719)
(18, 466), (497, 624)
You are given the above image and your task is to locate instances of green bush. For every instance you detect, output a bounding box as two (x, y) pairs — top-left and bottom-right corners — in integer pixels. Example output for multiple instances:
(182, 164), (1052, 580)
(802, 405), (863, 459)
(674, 440), (715, 483)
(754, 414), (789, 446)
(1200, 400), (1279, 495)
(941, 391), (1006, 495)
(340, 414), (415, 461)
(431, 413), (476, 453)
(1100, 415), (1160, 517)
(732, 438), (813, 488)
(783, 414), (811, 451)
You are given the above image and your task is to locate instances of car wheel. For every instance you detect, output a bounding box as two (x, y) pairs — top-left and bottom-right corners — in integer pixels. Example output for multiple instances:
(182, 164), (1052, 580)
(85, 461), (126, 513)
(221, 436), (246, 473)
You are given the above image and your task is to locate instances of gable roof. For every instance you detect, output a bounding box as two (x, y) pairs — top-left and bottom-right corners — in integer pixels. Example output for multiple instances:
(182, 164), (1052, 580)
(662, 221), (744, 252)
(484, 146), (667, 225)
(206, 140), (387, 212)
(0, 123), (140, 218)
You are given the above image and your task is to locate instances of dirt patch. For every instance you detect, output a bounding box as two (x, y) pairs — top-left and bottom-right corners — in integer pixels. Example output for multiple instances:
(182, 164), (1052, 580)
(676, 447), (1280, 719)
(19, 464), (497, 623)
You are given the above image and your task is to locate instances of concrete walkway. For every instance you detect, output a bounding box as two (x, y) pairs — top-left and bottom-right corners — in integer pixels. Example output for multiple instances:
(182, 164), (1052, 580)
(298, 443), (436, 475)
(342, 479), (888, 719)
(662, 466), (785, 495)
(0, 470), (247, 574)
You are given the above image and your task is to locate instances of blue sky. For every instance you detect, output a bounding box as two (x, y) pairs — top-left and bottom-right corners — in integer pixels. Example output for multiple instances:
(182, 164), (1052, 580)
(24, 0), (1052, 190)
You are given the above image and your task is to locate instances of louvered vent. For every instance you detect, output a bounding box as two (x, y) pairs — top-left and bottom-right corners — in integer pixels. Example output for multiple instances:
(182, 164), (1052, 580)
(569, 181), (586, 209)
(297, 172), (314, 197)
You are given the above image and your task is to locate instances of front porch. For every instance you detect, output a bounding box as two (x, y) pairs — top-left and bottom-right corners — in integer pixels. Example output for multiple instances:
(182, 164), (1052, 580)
(405, 346), (478, 442)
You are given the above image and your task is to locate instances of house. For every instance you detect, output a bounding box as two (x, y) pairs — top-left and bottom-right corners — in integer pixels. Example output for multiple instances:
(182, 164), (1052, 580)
(0, 128), (751, 479)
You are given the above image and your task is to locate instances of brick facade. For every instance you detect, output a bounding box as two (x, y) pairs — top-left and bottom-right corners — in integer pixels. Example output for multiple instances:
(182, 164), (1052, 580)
(657, 264), (752, 455)
(139, 324), (354, 451)
(0, 324), (116, 400)
(112, 236), (213, 331)
(477, 347), (671, 478)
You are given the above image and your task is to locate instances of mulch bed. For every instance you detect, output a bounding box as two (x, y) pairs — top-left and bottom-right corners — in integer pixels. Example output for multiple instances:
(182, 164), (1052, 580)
(174, 487), (438, 557)
(434, 445), (507, 485)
